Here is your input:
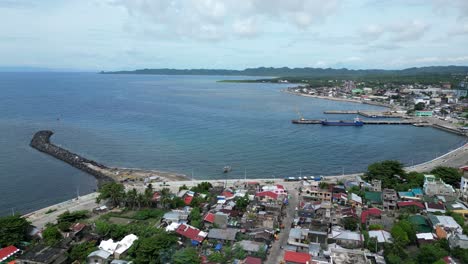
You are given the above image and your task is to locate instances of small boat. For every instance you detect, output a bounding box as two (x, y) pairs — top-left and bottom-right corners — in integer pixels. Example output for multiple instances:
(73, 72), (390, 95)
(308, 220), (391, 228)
(223, 166), (232, 173)
(321, 117), (364, 126)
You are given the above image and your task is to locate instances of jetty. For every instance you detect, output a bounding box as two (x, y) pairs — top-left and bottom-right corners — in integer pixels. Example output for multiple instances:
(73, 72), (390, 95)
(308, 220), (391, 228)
(292, 119), (416, 125)
(323, 110), (405, 118)
(30, 130), (115, 186)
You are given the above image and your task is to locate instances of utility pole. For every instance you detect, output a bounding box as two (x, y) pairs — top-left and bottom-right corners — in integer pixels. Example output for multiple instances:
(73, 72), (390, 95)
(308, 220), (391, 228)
(244, 168), (247, 183)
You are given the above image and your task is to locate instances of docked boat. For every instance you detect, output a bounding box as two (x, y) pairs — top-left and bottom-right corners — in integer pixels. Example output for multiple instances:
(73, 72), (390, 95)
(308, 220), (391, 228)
(223, 166), (232, 173)
(321, 117), (364, 126)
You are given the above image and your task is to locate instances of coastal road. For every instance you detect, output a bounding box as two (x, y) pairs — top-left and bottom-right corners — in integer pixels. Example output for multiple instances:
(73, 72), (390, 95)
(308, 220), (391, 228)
(24, 192), (101, 230)
(266, 185), (299, 264)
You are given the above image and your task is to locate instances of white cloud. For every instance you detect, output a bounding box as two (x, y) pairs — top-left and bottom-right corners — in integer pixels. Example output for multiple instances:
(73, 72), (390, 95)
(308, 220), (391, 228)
(360, 20), (430, 42)
(110, 0), (340, 40)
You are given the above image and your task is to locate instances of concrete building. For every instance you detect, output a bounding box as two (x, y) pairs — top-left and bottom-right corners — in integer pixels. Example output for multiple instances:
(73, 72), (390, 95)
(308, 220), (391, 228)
(449, 233), (468, 249)
(382, 189), (397, 211)
(460, 172), (468, 201)
(423, 175), (455, 197)
(370, 180), (381, 192)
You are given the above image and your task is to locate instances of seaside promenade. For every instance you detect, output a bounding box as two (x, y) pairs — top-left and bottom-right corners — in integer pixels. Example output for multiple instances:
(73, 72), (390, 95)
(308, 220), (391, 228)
(23, 142), (467, 229)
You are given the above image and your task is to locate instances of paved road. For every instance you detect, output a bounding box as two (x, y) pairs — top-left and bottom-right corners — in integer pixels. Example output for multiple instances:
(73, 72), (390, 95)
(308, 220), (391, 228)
(24, 192), (101, 229)
(266, 185), (299, 264)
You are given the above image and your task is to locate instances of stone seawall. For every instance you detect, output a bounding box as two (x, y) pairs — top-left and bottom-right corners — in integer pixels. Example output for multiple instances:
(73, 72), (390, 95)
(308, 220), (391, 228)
(30, 130), (114, 186)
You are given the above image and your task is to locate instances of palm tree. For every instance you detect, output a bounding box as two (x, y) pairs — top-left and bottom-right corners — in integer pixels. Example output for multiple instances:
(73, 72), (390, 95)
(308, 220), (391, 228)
(126, 188), (138, 209)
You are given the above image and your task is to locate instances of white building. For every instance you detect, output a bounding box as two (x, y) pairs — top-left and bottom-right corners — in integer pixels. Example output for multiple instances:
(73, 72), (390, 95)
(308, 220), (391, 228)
(423, 175), (455, 197)
(98, 234), (138, 260)
(460, 172), (468, 201)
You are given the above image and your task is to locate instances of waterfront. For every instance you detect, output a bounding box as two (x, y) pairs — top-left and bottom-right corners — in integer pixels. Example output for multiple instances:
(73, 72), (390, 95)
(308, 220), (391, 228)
(0, 73), (466, 216)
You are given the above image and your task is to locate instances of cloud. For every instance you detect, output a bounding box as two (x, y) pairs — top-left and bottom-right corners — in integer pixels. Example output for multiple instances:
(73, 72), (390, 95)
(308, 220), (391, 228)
(109, 0), (340, 40)
(360, 20), (430, 42)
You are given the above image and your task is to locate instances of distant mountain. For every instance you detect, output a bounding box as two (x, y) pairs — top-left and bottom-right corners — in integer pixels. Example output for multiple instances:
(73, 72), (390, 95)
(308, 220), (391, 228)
(101, 66), (468, 77)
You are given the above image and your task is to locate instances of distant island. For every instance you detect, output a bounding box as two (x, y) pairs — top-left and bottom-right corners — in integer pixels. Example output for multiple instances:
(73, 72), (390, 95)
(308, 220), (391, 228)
(101, 65), (468, 78)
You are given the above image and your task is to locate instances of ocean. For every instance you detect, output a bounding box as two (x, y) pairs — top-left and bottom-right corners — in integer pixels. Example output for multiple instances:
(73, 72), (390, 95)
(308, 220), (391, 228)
(0, 72), (465, 216)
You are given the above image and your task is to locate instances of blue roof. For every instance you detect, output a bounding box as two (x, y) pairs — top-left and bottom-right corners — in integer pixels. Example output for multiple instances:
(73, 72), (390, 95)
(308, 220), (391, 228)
(215, 244), (222, 251)
(412, 188), (423, 195)
(398, 191), (414, 197)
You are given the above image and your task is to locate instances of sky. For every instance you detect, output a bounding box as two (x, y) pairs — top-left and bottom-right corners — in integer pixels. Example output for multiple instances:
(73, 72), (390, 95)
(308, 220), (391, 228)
(0, 0), (468, 71)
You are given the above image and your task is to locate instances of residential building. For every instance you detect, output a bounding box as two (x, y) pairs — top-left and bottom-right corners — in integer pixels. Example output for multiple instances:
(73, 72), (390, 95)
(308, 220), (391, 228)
(428, 214), (463, 234)
(0, 246), (19, 262)
(449, 233), (468, 249)
(16, 244), (68, 264)
(207, 228), (239, 242)
(284, 251), (311, 264)
(461, 172), (468, 201)
(329, 227), (364, 249)
(382, 189), (397, 210)
(423, 175), (455, 197)
(87, 250), (112, 264)
(364, 191), (382, 205)
(370, 180), (381, 192)
(398, 188), (423, 200)
(368, 230), (392, 244)
(236, 240), (266, 255)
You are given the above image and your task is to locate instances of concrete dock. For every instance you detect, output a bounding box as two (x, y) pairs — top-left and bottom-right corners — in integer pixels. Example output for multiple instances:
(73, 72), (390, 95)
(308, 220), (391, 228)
(323, 110), (405, 118)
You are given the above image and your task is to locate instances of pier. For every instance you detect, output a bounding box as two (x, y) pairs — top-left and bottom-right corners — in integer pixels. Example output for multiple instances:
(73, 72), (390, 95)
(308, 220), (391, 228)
(292, 119), (416, 125)
(30, 130), (115, 186)
(323, 110), (405, 118)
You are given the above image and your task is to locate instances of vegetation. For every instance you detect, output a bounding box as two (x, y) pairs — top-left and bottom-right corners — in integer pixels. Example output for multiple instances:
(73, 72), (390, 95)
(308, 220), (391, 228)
(172, 248), (201, 264)
(129, 231), (178, 264)
(431, 166), (463, 187)
(235, 194), (250, 212)
(0, 214), (31, 247)
(97, 182), (126, 207)
(190, 182), (213, 194)
(189, 207), (203, 229)
(68, 241), (96, 262)
(364, 160), (425, 191)
(342, 217), (358, 231)
(43, 225), (63, 245)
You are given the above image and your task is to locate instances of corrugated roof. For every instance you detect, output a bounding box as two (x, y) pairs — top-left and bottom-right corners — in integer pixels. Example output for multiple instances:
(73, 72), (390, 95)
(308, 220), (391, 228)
(284, 251), (311, 264)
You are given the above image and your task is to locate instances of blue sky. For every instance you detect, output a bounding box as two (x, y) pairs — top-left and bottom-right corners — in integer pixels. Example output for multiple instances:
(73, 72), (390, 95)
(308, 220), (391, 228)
(0, 0), (467, 71)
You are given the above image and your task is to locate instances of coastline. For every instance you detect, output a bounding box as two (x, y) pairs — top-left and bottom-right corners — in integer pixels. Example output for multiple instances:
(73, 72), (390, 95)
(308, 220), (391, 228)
(282, 89), (392, 109)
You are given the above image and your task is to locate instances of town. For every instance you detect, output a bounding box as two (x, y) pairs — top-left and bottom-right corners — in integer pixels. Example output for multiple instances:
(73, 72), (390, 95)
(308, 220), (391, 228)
(1, 161), (468, 264)
(285, 76), (468, 133)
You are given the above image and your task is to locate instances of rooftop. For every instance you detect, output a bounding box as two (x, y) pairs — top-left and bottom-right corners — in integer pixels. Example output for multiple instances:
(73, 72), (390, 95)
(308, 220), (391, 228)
(284, 250), (311, 264)
(207, 228), (239, 241)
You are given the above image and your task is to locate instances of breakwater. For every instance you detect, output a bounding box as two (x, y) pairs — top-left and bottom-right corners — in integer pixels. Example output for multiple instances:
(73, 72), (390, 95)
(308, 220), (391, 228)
(30, 130), (114, 186)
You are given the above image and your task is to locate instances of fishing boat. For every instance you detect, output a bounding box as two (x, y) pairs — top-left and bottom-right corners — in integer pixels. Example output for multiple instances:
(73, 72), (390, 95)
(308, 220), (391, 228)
(223, 166), (232, 173)
(321, 117), (364, 126)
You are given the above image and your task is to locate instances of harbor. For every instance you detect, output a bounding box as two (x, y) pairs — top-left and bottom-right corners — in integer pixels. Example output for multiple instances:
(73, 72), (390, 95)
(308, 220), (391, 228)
(292, 119), (416, 125)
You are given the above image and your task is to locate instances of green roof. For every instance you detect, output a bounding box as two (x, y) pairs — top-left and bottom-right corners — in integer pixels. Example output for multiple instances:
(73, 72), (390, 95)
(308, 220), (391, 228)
(409, 215), (432, 233)
(365, 192), (382, 203)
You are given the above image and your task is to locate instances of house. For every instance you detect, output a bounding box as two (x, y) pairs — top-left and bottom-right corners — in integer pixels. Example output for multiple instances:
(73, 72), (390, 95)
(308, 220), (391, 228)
(382, 189), (397, 211)
(361, 208), (381, 226)
(408, 215), (432, 233)
(397, 201), (425, 211)
(329, 228), (364, 249)
(417, 233), (437, 245)
(0, 246), (19, 262)
(16, 244), (68, 264)
(207, 228), (239, 242)
(98, 234), (138, 259)
(329, 248), (369, 264)
(460, 172), (468, 201)
(368, 230), (392, 244)
(255, 191), (280, 202)
(428, 215), (463, 234)
(364, 192), (382, 205)
(423, 175), (455, 197)
(288, 228), (309, 249)
(236, 240), (266, 254)
(398, 188), (423, 200)
(162, 210), (189, 224)
(349, 193), (362, 207)
(203, 212), (215, 225)
(243, 256), (263, 264)
(283, 251), (311, 264)
(448, 233), (468, 249)
(333, 193), (348, 204)
(425, 202), (446, 213)
(370, 180), (381, 192)
(176, 224), (207, 245)
(87, 250), (112, 264)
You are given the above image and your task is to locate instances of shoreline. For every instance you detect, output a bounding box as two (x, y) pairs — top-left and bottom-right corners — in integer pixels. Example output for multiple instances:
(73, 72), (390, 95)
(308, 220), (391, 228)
(282, 89), (393, 109)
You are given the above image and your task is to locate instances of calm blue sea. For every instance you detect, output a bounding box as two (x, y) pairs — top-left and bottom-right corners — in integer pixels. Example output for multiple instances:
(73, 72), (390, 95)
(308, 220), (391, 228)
(0, 72), (465, 215)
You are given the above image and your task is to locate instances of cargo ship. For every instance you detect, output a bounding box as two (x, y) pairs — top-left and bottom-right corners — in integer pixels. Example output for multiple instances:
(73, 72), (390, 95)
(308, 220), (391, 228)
(321, 117), (364, 126)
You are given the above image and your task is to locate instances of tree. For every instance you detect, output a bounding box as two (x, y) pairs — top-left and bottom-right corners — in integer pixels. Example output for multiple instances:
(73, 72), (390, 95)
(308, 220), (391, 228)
(57, 210), (88, 224)
(126, 188), (138, 209)
(208, 252), (225, 263)
(191, 182), (213, 194)
(68, 241), (96, 262)
(255, 245), (267, 260)
(235, 194), (250, 212)
(43, 225), (63, 245)
(179, 184), (189, 191)
(342, 217), (358, 231)
(169, 197), (185, 209)
(172, 248), (201, 264)
(233, 244), (247, 260)
(130, 231), (178, 264)
(416, 244), (448, 264)
(431, 166), (462, 187)
(95, 220), (111, 237)
(97, 182), (125, 207)
(0, 215), (31, 247)
(189, 207), (203, 229)
(452, 247), (468, 264)
(414, 102), (426, 111)
(365, 160), (405, 189)
(391, 225), (409, 246)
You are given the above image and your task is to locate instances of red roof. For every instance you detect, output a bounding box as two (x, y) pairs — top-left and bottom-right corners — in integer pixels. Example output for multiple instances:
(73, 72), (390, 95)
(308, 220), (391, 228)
(426, 202), (445, 210)
(255, 191), (279, 200)
(398, 201), (424, 209)
(71, 222), (86, 233)
(247, 181), (260, 185)
(284, 251), (311, 264)
(276, 184), (285, 190)
(152, 192), (161, 201)
(221, 191), (234, 198)
(245, 256), (262, 264)
(0, 246), (19, 261)
(184, 195), (194, 205)
(204, 213), (215, 223)
(361, 208), (382, 224)
(176, 224), (205, 242)
(460, 166), (468, 172)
